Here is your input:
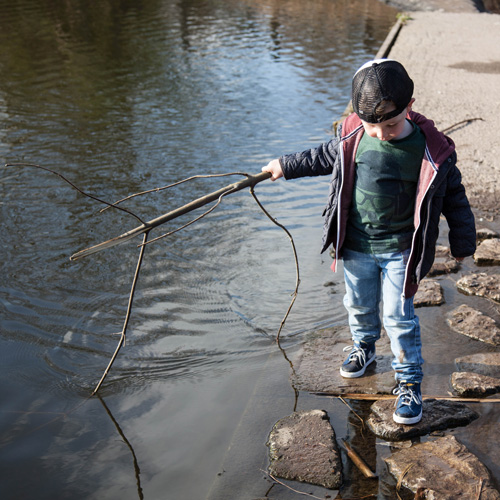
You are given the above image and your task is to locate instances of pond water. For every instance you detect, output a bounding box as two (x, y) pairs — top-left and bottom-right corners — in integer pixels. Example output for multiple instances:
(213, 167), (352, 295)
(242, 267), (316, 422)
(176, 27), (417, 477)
(0, 1), (402, 498)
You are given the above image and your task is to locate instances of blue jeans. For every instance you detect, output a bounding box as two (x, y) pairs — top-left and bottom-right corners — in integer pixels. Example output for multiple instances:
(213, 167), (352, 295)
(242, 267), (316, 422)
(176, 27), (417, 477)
(342, 247), (424, 384)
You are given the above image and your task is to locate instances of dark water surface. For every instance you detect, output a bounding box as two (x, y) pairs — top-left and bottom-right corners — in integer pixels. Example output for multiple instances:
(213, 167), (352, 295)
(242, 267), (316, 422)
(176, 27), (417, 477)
(0, 1), (399, 498)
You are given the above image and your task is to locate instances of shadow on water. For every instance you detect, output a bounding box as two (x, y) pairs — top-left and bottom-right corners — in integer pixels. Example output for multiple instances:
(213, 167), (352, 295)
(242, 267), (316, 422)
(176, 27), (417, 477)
(0, 0), (407, 498)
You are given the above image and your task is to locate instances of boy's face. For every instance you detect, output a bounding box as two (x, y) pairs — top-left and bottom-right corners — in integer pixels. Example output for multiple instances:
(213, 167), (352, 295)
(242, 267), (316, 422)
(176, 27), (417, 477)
(360, 98), (415, 141)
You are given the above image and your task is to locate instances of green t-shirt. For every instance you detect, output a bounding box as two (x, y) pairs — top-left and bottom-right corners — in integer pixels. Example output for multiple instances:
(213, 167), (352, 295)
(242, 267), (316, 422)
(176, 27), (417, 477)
(344, 120), (426, 254)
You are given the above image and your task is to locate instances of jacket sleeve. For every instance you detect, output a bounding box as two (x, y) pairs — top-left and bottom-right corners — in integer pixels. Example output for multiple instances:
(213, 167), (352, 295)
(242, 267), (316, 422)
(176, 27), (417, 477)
(279, 136), (341, 180)
(442, 157), (476, 258)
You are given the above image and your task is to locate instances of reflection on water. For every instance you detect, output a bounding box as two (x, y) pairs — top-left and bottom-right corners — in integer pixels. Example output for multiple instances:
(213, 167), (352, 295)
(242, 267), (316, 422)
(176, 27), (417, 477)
(0, 0), (398, 498)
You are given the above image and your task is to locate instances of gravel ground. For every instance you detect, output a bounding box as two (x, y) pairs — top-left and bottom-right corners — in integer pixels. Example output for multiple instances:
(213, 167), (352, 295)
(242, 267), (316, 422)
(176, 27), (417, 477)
(386, 9), (500, 216)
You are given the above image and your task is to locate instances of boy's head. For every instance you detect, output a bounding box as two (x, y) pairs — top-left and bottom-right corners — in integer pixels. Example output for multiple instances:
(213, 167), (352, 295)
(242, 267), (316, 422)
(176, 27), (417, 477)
(352, 59), (414, 124)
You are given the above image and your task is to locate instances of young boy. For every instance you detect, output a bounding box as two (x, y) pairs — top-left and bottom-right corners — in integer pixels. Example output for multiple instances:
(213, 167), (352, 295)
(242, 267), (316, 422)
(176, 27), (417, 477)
(262, 59), (476, 425)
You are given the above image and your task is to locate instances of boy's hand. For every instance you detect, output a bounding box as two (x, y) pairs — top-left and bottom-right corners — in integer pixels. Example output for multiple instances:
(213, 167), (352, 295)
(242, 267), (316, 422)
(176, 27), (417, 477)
(262, 159), (283, 181)
(454, 256), (465, 262)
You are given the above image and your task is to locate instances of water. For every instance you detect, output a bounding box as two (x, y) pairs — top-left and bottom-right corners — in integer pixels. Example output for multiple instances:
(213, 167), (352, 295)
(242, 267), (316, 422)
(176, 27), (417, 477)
(0, 1), (399, 498)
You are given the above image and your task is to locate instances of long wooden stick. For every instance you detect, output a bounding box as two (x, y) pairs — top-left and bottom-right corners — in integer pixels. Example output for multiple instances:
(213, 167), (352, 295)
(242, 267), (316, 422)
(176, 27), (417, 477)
(70, 171), (272, 260)
(313, 392), (500, 403)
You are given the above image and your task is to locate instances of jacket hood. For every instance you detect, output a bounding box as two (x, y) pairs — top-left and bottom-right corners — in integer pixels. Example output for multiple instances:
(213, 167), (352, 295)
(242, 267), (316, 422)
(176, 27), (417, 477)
(408, 111), (455, 166)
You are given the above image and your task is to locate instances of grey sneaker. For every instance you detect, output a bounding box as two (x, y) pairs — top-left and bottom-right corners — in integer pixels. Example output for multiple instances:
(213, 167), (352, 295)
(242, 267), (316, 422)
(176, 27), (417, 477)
(339, 342), (376, 378)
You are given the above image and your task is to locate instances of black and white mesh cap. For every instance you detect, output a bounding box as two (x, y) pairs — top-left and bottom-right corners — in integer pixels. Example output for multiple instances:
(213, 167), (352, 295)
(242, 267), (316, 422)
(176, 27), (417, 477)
(352, 59), (414, 123)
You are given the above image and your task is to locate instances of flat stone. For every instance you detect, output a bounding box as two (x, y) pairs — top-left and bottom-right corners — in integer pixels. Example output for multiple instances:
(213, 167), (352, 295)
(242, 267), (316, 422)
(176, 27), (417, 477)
(414, 279), (444, 307)
(366, 399), (478, 441)
(455, 352), (500, 378)
(451, 371), (500, 397)
(384, 435), (500, 499)
(456, 273), (500, 303)
(477, 227), (499, 241)
(427, 246), (460, 276)
(292, 326), (395, 395)
(474, 238), (500, 265)
(267, 410), (342, 489)
(447, 304), (500, 345)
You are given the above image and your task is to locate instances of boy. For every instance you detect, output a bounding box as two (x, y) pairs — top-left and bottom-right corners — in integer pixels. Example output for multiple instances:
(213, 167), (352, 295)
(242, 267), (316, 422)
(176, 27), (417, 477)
(262, 59), (476, 425)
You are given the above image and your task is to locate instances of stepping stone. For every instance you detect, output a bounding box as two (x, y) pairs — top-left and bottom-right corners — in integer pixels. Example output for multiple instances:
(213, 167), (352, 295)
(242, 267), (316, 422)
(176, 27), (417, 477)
(384, 435), (500, 499)
(451, 371), (500, 397)
(366, 399), (478, 441)
(477, 227), (499, 241)
(447, 304), (500, 345)
(456, 273), (500, 303)
(455, 352), (500, 378)
(428, 245), (460, 276)
(267, 410), (342, 489)
(414, 279), (444, 307)
(474, 238), (500, 265)
(292, 326), (395, 395)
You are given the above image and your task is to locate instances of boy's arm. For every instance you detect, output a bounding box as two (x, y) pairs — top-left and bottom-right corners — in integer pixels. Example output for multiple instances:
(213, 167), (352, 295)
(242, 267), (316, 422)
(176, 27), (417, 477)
(262, 137), (341, 181)
(442, 162), (476, 259)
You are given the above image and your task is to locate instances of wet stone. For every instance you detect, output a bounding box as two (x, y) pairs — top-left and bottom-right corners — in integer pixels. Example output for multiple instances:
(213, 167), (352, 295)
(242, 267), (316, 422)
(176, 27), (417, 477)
(267, 409), (342, 489)
(455, 352), (500, 378)
(427, 246), (460, 276)
(477, 227), (500, 241)
(447, 304), (500, 345)
(384, 435), (500, 499)
(366, 399), (478, 441)
(292, 326), (395, 395)
(414, 279), (444, 307)
(456, 273), (500, 302)
(451, 371), (500, 397)
(474, 238), (500, 265)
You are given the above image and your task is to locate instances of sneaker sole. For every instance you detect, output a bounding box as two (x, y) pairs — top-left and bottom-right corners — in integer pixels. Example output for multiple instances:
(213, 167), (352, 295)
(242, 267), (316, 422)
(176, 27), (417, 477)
(339, 354), (376, 378)
(393, 410), (423, 425)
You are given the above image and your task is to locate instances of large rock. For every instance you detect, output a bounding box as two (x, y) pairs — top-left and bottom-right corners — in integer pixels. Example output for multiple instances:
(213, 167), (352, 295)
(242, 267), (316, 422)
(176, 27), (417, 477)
(451, 371), (500, 397)
(384, 435), (500, 499)
(366, 399), (478, 441)
(414, 279), (444, 307)
(455, 352), (500, 378)
(456, 273), (500, 302)
(267, 410), (342, 489)
(474, 238), (500, 265)
(447, 304), (500, 345)
(292, 326), (395, 395)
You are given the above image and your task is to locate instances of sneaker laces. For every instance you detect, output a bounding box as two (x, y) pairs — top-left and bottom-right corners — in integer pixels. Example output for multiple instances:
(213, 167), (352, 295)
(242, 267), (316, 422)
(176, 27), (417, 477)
(393, 383), (422, 408)
(343, 345), (367, 365)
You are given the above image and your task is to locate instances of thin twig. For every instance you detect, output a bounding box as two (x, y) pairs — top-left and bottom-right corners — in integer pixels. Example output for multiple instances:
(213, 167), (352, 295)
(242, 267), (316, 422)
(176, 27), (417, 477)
(338, 396), (365, 430)
(5, 163), (145, 224)
(250, 187), (300, 341)
(99, 172), (249, 213)
(440, 117), (484, 134)
(477, 478), (485, 500)
(396, 463), (414, 499)
(92, 231), (149, 394)
(260, 470), (325, 500)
